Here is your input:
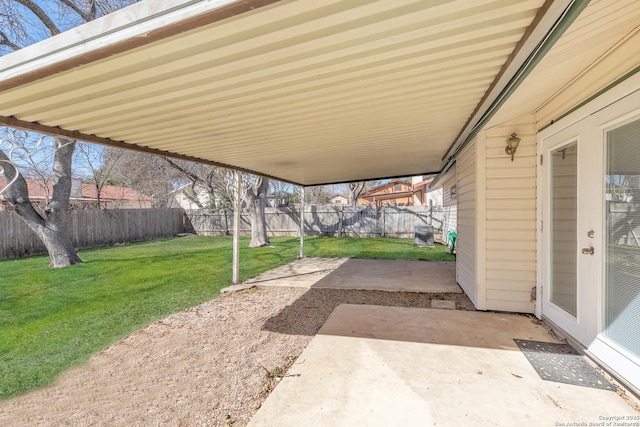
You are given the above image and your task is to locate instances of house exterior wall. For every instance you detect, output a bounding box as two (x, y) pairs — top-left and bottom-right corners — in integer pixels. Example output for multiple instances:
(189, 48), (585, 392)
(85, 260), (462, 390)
(452, 114), (537, 313)
(426, 188), (443, 208)
(442, 170), (456, 207)
(440, 167), (457, 243)
(456, 138), (477, 304)
(329, 195), (348, 205)
(482, 114), (537, 313)
(170, 192), (202, 210)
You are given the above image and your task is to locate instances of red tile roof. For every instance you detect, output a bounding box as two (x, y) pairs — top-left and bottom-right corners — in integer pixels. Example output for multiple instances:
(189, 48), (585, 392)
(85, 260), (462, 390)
(0, 176), (53, 199)
(80, 183), (152, 201)
(0, 177), (152, 202)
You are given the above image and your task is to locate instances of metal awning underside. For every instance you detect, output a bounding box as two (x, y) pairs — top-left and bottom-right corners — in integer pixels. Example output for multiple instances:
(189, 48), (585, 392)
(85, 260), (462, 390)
(0, 0), (570, 186)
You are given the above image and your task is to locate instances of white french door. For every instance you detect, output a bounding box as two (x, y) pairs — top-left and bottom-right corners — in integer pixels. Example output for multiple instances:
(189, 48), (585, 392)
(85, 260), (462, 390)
(541, 117), (600, 346)
(540, 88), (640, 392)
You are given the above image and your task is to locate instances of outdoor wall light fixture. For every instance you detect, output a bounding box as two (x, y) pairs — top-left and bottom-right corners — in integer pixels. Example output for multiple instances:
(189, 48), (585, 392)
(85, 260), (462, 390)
(505, 132), (521, 162)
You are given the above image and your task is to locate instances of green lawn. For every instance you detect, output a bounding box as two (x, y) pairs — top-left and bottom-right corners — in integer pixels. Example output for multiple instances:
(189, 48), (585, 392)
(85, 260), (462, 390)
(0, 236), (452, 399)
(305, 236), (454, 260)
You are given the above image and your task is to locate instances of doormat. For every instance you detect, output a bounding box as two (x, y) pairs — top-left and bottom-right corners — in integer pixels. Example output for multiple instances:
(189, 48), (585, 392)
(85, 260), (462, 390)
(514, 339), (615, 391)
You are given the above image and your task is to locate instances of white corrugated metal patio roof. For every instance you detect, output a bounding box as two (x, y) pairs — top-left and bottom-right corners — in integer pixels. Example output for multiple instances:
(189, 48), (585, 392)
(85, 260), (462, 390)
(0, 0), (574, 186)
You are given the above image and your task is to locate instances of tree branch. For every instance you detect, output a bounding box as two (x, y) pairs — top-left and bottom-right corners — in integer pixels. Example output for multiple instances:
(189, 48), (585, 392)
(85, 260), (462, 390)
(163, 157), (202, 185)
(59, 0), (95, 22)
(0, 30), (21, 51)
(14, 0), (61, 36)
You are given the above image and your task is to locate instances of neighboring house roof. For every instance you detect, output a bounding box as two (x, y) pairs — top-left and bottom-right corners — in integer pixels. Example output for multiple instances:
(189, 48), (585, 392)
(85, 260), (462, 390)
(0, 177), (152, 203)
(412, 178), (434, 189)
(81, 183), (153, 202)
(359, 180), (414, 204)
(0, 176), (59, 200)
(362, 191), (413, 202)
(360, 180), (412, 197)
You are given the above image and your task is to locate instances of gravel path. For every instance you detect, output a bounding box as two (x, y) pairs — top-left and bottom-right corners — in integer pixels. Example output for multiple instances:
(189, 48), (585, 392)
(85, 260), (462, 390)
(0, 286), (473, 426)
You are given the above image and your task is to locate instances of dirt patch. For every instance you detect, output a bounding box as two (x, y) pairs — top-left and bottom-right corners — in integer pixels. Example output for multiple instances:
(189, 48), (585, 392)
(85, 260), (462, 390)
(0, 287), (473, 426)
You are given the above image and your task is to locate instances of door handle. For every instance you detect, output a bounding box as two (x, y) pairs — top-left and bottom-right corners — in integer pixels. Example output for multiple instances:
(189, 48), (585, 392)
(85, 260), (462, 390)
(582, 247), (594, 255)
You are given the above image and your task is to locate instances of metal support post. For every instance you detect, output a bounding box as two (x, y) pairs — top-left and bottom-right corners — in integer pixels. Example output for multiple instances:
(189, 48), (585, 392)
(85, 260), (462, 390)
(299, 186), (305, 259)
(232, 171), (242, 284)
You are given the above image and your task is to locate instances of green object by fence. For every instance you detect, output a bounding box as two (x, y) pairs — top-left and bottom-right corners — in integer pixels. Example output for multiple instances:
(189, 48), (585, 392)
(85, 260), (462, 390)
(447, 231), (457, 254)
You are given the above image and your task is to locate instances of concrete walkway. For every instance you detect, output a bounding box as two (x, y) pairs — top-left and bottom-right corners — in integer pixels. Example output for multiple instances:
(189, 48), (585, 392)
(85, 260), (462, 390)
(250, 305), (638, 426)
(245, 257), (461, 293)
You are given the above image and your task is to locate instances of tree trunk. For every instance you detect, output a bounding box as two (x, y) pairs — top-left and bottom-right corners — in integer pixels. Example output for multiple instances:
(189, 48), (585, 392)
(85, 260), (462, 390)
(245, 177), (270, 247)
(348, 182), (366, 206)
(35, 220), (82, 267)
(0, 140), (82, 267)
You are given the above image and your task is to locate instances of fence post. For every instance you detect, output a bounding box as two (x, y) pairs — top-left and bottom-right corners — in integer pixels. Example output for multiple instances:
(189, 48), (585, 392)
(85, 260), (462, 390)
(382, 207), (386, 238)
(339, 206), (344, 237)
(224, 209), (229, 236)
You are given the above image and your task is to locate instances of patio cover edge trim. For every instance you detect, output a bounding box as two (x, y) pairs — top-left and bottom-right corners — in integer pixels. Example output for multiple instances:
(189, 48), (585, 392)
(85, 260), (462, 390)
(0, 115), (297, 185)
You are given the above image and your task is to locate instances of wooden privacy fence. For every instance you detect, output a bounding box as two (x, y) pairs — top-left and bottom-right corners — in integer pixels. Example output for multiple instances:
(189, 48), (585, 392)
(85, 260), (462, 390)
(0, 208), (184, 260)
(184, 205), (445, 239)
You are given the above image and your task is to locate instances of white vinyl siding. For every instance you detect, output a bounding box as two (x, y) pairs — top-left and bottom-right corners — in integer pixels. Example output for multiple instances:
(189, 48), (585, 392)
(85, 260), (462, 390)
(442, 168), (457, 207)
(447, 114), (537, 313)
(483, 115), (537, 313)
(456, 138), (477, 305)
(441, 167), (457, 242)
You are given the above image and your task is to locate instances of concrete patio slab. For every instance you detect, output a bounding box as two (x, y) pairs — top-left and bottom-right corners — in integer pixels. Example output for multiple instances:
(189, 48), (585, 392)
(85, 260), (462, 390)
(250, 305), (638, 427)
(311, 259), (460, 293)
(244, 257), (349, 288)
(430, 299), (457, 310)
(245, 257), (460, 294)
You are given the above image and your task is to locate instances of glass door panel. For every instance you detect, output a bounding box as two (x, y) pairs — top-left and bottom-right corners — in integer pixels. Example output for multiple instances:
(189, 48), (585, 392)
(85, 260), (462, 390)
(551, 142), (578, 316)
(605, 118), (640, 359)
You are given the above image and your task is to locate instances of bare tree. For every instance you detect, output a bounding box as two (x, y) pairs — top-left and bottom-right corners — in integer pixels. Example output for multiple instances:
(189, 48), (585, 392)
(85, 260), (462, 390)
(162, 157), (235, 208)
(244, 176), (270, 247)
(101, 150), (242, 212)
(347, 182), (367, 206)
(305, 185), (333, 205)
(99, 148), (173, 207)
(0, 0), (139, 267)
(269, 180), (293, 206)
(161, 158), (272, 245)
(74, 142), (122, 208)
(0, 135), (82, 267)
